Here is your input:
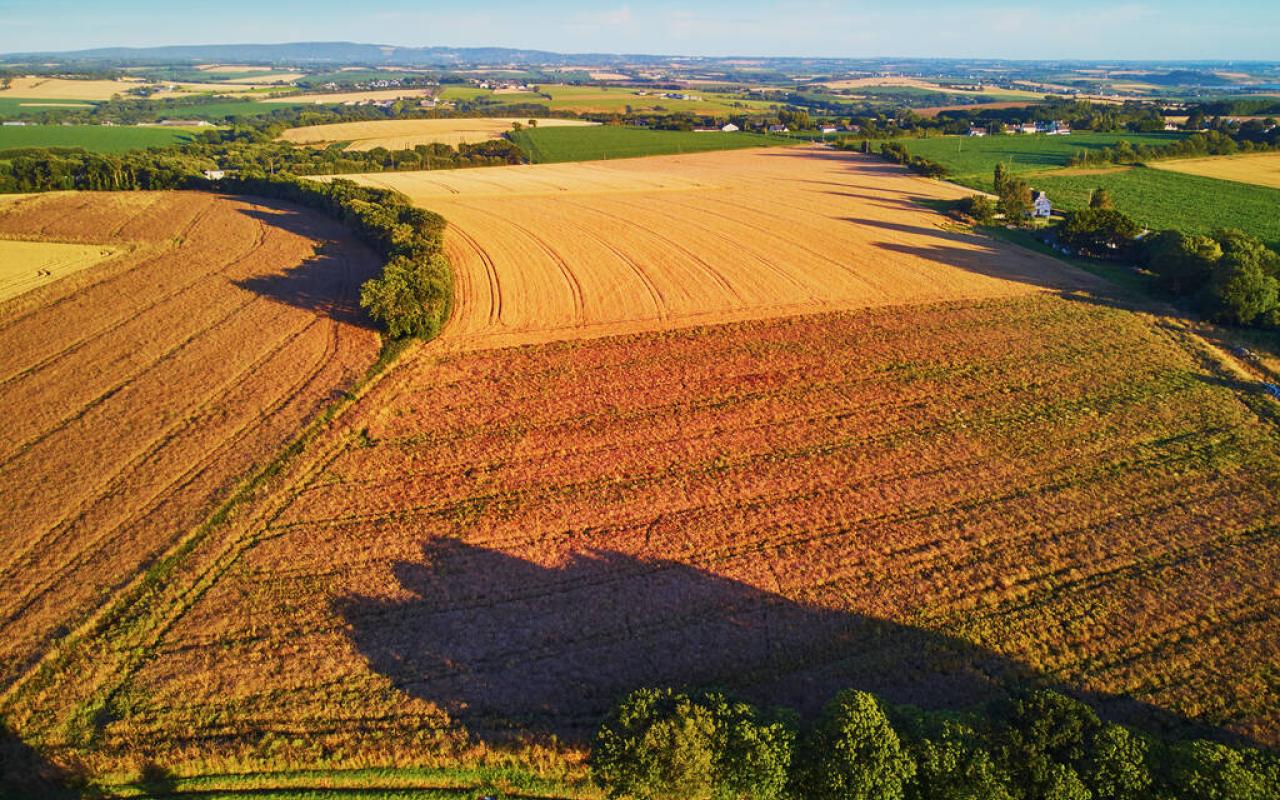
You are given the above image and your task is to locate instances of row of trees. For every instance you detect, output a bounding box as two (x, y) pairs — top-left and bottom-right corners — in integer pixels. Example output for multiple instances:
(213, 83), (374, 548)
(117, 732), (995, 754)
(591, 686), (1277, 800)
(217, 174), (452, 338)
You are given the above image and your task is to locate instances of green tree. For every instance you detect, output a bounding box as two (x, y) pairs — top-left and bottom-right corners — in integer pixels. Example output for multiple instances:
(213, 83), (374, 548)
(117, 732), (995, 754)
(1057, 208), (1140, 256)
(1088, 188), (1114, 210)
(796, 689), (916, 800)
(1167, 741), (1276, 800)
(1141, 230), (1221, 294)
(909, 720), (1015, 800)
(960, 195), (997, 225)
(1201, 229), (1280, 324)
(997, 177), (1034, 223)
(994, 162), (1010, 194)
(997, 690), (1102, 799)
(1085, 724), (1151, 800)
(591, 689), (793, 800)
(359, 252), (451, 339)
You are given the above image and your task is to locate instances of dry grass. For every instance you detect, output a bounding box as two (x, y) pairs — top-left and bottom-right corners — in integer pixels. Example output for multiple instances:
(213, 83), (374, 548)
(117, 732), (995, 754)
(0, 191), (382, 692)
(333, 145), (1102, 351)
(0, 239), (121, 302)
(280, 118), (596, 150)
(1150, 152), (1280, 190)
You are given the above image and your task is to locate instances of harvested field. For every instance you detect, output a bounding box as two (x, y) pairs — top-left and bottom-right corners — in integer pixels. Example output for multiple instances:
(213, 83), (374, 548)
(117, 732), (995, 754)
(0, 77), (147, 101)
(0, 239), (120, 301)
(0, 191), (382, 690)
(263, 88), (434, 104)
(334, 146), (1101, 350)
(1150, 152), (1280, 190)
(279, 117), (596, 150)
(13, 293), (1279, 780)
(221, 72), (306, 84)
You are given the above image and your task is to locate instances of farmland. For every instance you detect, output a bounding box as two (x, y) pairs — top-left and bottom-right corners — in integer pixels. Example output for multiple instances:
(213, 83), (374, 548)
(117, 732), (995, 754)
(7, 291), (1278, 790)
(534, 83), (778, 115)
(0, 191), (383, 694)
(902, 131), (1187, 189)
(508, 125), (786, 163)
(0, 76), (258, 101)
(0, 239), (119, 301)
(279, 117), (596, 150)
(0, 124), (195, 153)
(263, 88), (434, 104)
(1034, 166), (1280, 249)
(1150, 151), (1280, 189)
(333, 146), (1095, 350)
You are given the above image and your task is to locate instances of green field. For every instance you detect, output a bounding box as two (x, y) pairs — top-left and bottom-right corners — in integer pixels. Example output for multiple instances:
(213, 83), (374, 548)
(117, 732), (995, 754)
(151, 99), (306, 119)
(1035, 166), (1280, 250)
(905, 131), (1187, 188)
(0, 124), (194, 153)
(0, 97), (97, 118)
(534, 83), (777, 116)
(509, 125), (789, 163)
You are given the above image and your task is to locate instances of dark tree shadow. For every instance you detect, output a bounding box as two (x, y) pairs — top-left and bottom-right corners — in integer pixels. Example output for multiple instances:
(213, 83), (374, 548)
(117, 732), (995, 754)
(228, 203), (381, 330)
(0, 721), (85, 800)
(336, 539), (1252, 745)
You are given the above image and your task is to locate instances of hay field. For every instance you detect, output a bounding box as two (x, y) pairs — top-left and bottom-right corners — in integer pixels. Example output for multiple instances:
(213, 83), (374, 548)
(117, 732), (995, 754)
(262, 88), (434, 104)
(1150, 152), (1280, 190)
(221, 72), (306, 85)
(279, 117), (596, 150)
(0, 191), (382, 691)
(12, 293), (1279, 784)
(0, 239), (120, 301)
(0, 76), (256, 101)
(337, 145), (1101, 350)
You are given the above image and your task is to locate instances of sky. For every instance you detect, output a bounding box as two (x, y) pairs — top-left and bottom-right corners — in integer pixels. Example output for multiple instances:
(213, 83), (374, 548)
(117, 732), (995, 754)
(1, 0), (1278, 60)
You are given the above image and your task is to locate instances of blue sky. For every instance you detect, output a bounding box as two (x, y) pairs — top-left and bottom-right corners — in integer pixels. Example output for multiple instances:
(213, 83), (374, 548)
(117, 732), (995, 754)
(1, 0), (1277, 59)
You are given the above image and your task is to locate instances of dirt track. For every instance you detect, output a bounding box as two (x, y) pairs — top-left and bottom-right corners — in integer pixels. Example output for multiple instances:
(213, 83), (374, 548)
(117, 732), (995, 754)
(0, 192), (382, 687)
(341, 146), (1101, 351)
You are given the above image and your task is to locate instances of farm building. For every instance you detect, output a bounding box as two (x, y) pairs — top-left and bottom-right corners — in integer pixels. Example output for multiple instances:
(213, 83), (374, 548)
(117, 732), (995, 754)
(203, 169), (226, 180)
(819, 126), (839, 134)
(968, 126), (988, 137)
(1031, 191), (1052, 217)
(721, 123), (740, 132)
(768, 124), (789, 133)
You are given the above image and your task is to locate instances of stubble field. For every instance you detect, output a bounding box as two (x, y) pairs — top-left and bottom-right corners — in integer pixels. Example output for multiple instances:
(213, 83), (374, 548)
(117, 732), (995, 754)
(10, 293), (1278, 787)
(0, 191), (382, 691)
(279, 117), (596, 150)
(1150, 151), (1280, 189)
(339, 146), (1098, 350)
(0, 239), (120, 301)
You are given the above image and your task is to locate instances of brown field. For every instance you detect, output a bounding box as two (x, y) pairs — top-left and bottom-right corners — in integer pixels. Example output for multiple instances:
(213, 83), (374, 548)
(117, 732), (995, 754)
(1151, 152), (1280, 190)
(0, 239), (121, 302)
(334, 146), (1100, 350)
(279, 117), (596, 150)
(263, 88), (435, 104)
(195, 64), (275, 72)
(10, 293), (1278, 781)
(0, 191), (382, 691)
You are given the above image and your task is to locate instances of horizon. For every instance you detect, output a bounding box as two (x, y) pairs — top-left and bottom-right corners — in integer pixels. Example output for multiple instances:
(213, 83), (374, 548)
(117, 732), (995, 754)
(2, 0), (1278, 61)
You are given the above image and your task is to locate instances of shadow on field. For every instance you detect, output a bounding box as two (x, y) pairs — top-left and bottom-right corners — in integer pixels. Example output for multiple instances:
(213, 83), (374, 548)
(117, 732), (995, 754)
(0, 721), (82, 799)
(336, 538), (1244, 745)
(230, 204), (381, 330)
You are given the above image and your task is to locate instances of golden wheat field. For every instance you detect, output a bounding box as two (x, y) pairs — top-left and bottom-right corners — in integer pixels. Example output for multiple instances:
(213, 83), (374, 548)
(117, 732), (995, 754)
(335, 145), (1102, 350)
(280, 117), (596, 150)
(1151, 152), (1280, 190)
(0, 239), (121, 302)
(0, 191), (382, 692)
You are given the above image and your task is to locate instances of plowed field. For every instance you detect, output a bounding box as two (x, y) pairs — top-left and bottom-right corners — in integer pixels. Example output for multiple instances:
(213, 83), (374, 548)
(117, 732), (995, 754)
(14, 295), (1277, 780)
(338, 146), (1101, 350)
(0, 191), (382, 689)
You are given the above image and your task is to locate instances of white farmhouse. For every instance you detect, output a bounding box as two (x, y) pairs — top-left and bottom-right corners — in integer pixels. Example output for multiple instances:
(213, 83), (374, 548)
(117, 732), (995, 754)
(1031, 191), (1052, 218)
(967, 126), (987, 137)
(721, 123), (740, 132)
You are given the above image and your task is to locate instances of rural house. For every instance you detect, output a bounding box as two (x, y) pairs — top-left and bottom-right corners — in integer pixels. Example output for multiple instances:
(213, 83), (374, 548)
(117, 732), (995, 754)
(721, 123), (740, 132)
(1031, 191), (1052, 217)
(967, 126), (988, 137)
(767, 124), (789, 133)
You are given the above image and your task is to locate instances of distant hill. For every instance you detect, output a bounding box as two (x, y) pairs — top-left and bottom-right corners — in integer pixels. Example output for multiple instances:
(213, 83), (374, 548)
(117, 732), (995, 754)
(0, 41), (663, 67)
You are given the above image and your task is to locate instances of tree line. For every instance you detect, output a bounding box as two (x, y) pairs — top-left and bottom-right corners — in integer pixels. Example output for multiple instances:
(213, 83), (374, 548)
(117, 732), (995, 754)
(1066, 130), (1279, 168)
(592, 685), (1277, 800)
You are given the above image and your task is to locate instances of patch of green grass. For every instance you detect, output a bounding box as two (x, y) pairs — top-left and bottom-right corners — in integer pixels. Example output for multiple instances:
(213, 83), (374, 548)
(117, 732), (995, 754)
(534, 84), (776, 116)
(508, 125), (790, 163)
(0, 124), (193, 153)
(905, 132), (1187, 189)
(151, 99), (307, 119)
(1035, 166), (1280, 250)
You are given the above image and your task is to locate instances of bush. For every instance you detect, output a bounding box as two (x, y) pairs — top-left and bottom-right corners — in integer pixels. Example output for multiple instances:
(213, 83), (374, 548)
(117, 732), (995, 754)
(1057, 208), (1140, 256)
(959, 194), (997, 225)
